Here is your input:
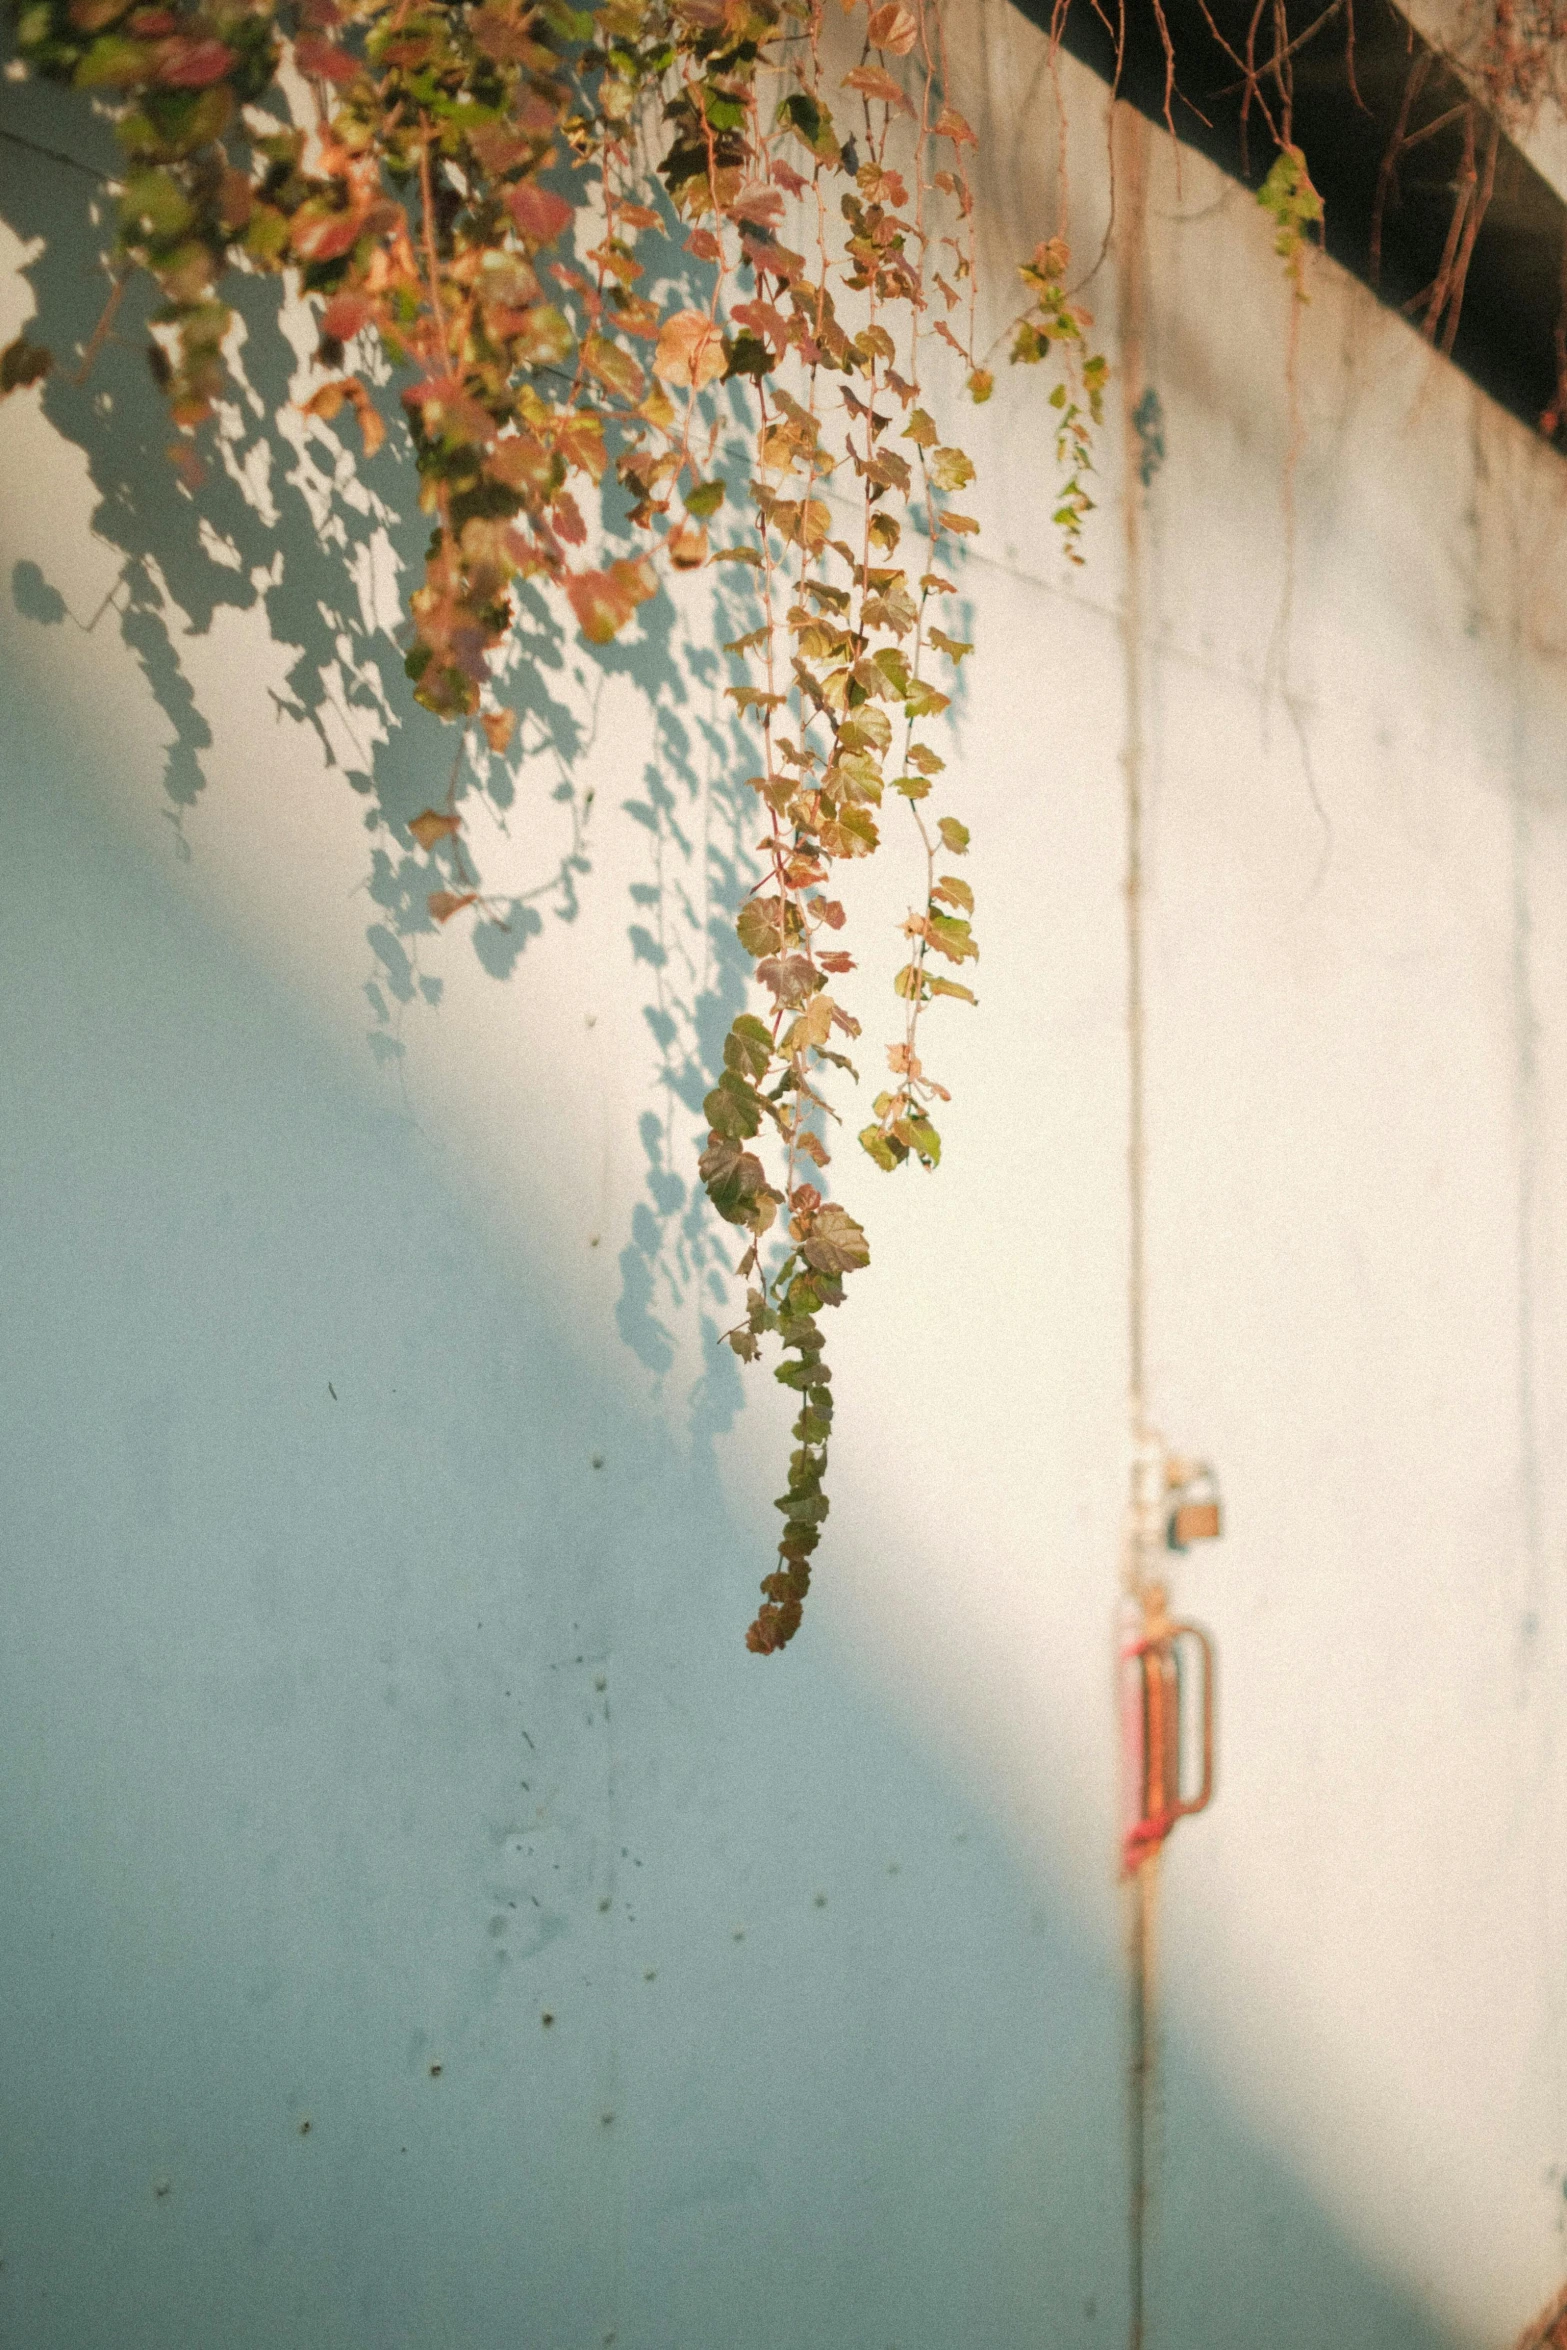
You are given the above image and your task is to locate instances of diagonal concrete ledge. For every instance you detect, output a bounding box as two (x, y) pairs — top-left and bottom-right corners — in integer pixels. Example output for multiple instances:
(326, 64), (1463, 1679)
(1010, 0), (1567, 447)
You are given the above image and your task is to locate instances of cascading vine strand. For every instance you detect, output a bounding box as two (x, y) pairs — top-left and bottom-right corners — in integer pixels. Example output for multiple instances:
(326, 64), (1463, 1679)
(5, 0), (1103, 1649)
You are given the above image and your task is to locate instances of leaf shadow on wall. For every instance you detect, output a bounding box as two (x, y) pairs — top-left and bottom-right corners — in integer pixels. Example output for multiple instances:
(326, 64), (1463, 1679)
(0, 697), (1474, 2350)
(0, 73), (760, 1433)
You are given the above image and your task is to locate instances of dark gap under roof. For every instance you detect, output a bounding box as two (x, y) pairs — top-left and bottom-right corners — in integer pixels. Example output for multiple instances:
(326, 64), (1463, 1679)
(1008, 0), (1567, 445)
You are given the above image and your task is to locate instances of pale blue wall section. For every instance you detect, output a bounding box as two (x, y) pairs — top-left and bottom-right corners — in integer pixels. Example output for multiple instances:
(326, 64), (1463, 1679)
(0, 680), (1124, 2347)
(0, 637), (1465, 2350)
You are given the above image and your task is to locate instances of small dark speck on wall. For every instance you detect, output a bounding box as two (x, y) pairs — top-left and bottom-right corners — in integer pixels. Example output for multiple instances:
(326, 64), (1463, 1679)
(428, 2063), (442, 2078)
(541, 2012), (555, 2027)
(297, 2119), (311, 2136)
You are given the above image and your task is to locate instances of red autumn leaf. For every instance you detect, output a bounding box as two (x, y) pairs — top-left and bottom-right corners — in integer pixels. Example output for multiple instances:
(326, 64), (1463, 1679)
(550, 490), (586, 546)
(154, 34), (234, 83)
(469, 124), (532, 178)
(409, 808), (461, 851)
(319, 290), (372, 344)
(293, 31), (358, 81)
(428, 890), (478, 924)
(506, 183), (574, 247)
(729, 181), (784, 228)
(731, 298), (787, 354)
(291, 206), (366, 265)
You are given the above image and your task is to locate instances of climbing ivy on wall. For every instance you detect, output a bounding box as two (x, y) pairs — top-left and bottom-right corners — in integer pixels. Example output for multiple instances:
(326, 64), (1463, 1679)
(8, 0), (1546, 1649)
(1, 0), (1105, 1650)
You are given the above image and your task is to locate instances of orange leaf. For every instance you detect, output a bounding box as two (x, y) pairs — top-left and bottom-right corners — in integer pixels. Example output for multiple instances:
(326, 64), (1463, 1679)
(481, 708), (516, 754)
(934, 102), (976, 143)
(842, 63), (914, 112)
(666, 517), (708, 570)
(867, 1), (918, 53)
(428, 890), (478, 924)
(304, 375), (384, 456)
(409, 808), (461, 850)
(652, 308), (726, 391)
(167, 439), (205, 492)
(565, 556), (657, 645)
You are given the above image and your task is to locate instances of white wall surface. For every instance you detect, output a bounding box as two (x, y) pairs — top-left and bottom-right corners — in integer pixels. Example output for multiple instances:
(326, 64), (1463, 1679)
(1, 8), (1565, 2346)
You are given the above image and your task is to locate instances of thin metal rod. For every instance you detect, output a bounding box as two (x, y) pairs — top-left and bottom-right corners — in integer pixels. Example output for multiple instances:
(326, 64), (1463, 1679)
(1115, 97), (1156, 2350)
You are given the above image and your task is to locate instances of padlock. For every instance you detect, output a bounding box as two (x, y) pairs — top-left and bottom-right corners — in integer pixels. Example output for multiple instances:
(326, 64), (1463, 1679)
(1166, 1463), (1221, 1551)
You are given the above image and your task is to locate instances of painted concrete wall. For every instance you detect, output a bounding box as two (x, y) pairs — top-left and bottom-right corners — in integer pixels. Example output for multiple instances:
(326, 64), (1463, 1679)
(1, 8), (1565, 2346)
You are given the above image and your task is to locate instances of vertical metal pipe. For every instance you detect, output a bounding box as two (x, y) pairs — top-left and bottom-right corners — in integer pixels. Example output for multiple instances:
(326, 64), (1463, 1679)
(1114, 96), (1156, 2350)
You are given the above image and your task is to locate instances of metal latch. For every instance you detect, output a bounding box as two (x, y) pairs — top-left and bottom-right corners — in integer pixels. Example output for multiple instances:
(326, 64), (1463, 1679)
(1121, 1585), (1215, 1875)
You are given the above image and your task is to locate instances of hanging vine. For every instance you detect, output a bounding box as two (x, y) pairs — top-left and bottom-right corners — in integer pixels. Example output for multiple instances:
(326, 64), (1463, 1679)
(3, 0), (1103, 1649)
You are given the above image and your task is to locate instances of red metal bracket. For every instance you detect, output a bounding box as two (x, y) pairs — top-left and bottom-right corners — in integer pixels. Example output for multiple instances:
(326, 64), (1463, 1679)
(1121, 1613), (1215, 1874)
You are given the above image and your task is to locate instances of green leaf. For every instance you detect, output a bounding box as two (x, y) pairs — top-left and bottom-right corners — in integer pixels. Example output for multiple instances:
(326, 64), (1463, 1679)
(894, 1110), (941, 1166)
(737, 895), (801, 957)
(860, 1123), (905, 1171)
(927, 974), (977, 1004)
(817, 805), (878, 857)
(926, 911), (978, 962)
(698, 1136), (772, 1223)
(724, 1013), (773, 1080)
(904, 678), (950, 720)
(703, 1070), (763, 1140)
(777, 88), (840, 162)
(684, 477), (726, 518)
(930, 446), (975, 492)
(936, 816), (970, 854)
(934, 873), (974, 912)
(839, 704), (890, 752)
